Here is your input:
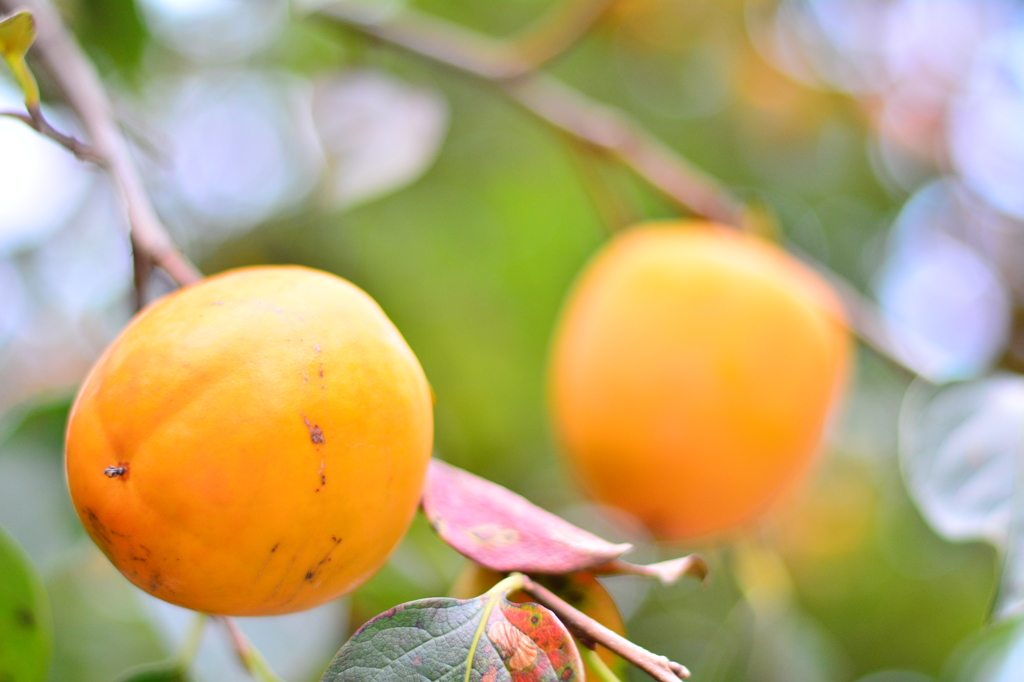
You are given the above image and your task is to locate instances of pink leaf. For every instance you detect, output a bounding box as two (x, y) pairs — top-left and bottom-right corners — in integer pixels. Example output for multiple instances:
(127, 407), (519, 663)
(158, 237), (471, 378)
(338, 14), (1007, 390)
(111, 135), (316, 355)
(422, 460), (633, 573)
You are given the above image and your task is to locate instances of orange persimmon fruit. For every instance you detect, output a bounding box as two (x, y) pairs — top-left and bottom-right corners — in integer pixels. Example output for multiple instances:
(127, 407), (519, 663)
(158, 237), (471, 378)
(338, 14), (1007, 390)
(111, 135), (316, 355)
(65, 266), (433, 616)
(548, 223), (850, 542)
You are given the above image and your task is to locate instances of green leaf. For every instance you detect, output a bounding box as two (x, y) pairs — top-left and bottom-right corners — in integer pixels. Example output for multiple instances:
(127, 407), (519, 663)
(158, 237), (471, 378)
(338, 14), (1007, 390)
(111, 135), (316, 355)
(322, 589), (583, 682)
(0, 10), (39, 107)
(113, 661), (188, 682)
(0, 523), (52, 682)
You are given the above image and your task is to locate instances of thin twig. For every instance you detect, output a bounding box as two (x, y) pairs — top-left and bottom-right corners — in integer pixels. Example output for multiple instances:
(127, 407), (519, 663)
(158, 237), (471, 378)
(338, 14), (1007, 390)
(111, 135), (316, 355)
(519, 574), (690, 682)
(1, 107), (103, 162)
(218, 616), (253, 667)
(318, 0), (922, 377)
(217, 616), (285, 682)
(0, 0), (202, 291)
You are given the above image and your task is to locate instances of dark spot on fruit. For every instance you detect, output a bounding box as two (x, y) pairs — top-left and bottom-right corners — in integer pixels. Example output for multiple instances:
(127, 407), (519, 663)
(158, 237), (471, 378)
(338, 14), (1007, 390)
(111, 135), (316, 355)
(271, 543), (279, 553)
(320, 474), (326, 485)
(83, 508), (112, 549)
(318, 366), (324, 378)
(304, 570), (314, 581)
(14, 607), (34, 629)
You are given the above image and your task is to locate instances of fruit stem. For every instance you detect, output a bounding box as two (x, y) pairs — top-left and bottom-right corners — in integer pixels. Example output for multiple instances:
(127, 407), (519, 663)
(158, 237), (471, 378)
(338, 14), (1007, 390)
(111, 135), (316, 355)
(581, 647), (625, 682)
(219, 616), (286, 682)
(516, 573), (690, 682)
(485, 572), (525, 598)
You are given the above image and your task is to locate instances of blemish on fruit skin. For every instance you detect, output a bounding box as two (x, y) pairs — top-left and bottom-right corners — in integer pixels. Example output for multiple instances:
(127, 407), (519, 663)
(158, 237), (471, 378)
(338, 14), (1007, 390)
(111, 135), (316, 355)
(302, 416), (325, 444)
(303, 537), (344, 583)
(257, 543), (280, 579)
(83, 508), (112, 549)
(314, 344), (321, 353)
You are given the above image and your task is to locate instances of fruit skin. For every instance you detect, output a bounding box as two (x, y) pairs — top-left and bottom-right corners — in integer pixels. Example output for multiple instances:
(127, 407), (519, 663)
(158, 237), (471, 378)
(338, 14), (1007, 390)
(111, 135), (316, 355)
(549, 223), (850, 542)
(65, 266), (433, 616)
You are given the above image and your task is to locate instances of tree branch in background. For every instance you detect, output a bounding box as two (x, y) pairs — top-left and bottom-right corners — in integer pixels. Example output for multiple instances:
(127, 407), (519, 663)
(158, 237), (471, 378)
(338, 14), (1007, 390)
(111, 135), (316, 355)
(318, 0), (920, 377)
(518, 574), (690, 682)
(319, 1), (746, 228)
(0, 0), (202, 293)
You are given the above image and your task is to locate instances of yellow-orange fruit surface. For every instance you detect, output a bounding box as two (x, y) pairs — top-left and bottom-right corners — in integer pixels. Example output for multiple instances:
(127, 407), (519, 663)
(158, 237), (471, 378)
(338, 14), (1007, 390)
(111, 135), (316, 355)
(66, 266), (433, 616)
(549, 223), (850, 541)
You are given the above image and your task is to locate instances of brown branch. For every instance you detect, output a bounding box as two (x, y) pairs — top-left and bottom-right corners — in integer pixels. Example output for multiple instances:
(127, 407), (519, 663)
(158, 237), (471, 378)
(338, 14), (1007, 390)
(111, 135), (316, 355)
(0, 0), (202, 291)
(318, 0), (922, 377)
(507, 75), (746, 226)
(520, 574), (690, 682)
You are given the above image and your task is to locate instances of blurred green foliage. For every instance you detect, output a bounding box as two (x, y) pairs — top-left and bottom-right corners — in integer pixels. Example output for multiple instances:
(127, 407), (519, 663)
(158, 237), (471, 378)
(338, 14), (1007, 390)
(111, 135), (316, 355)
(0, 522), (51, 682)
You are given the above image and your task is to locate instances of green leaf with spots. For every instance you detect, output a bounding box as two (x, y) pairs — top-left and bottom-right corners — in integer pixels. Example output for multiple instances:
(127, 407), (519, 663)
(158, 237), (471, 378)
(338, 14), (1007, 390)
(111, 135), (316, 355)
(113, 661), (188, 682)
(321, 589), (582, 682)
(0, 523), (51, 682)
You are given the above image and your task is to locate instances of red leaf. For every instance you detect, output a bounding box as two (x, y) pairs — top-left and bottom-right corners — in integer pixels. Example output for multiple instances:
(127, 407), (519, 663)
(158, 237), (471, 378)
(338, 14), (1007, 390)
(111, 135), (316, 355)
(422, 460), (632, 573)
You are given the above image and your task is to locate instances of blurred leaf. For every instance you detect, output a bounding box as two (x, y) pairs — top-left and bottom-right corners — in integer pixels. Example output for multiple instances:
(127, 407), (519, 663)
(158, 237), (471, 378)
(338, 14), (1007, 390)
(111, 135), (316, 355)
(424, 459), (705, 583)
(0, 523), (51, 682)
(900, 375), (1024, 618)
(0, 11), (39, 107)
(113, 660), (188, 682)
(312, 68), (449, 210)
(900, 376), (1024, 549)
(322, 586), (582, 682)
(423, 459), (632, 573)
(0, 11), (35, 59)
(46, 546), (166, 682)
(73, 0), (148, 76)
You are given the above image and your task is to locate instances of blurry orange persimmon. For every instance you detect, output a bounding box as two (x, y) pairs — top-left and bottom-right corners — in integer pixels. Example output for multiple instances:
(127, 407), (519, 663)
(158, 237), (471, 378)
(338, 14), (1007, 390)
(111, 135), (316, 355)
(548, 223), (850, 541)
(65, 266), (433, 615)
